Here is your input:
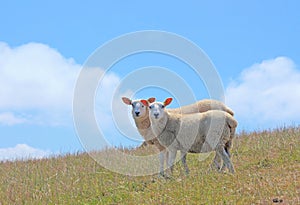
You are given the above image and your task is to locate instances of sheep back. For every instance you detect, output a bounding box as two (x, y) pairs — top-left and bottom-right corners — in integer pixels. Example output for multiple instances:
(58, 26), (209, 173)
(168, 99), (234, 116)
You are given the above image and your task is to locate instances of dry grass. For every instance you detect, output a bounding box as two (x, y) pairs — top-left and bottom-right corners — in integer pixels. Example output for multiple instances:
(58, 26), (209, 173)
(0, 127), (299, 204)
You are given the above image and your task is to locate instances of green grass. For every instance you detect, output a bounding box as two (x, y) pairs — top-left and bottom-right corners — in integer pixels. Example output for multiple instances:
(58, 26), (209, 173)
(0, 127), (299, 204)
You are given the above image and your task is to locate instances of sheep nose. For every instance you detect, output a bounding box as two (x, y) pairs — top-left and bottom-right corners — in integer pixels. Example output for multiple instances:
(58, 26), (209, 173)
(135, 111), (140, 116)
(154, 113), (159, 118)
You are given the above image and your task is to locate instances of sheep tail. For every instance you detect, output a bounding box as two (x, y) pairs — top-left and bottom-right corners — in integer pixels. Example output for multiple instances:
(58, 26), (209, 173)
(225, 116), (238, 152)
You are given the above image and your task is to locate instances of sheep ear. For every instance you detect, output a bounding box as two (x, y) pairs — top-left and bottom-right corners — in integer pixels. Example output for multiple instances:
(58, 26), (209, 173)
(164, 98), (173, 106)
(140, 100), (149, 106)
(122, 97), (132, 105)
(147, 97), (156, 103)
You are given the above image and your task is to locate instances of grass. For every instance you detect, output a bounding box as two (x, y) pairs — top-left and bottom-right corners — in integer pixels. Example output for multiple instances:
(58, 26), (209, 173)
(0, 127), (299, 204)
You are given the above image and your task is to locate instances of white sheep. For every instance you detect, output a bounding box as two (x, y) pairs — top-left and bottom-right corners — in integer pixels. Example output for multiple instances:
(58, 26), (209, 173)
(168, 99), (236, 171)
(122, 97), (235, 176)
(141, 97), (238, 175)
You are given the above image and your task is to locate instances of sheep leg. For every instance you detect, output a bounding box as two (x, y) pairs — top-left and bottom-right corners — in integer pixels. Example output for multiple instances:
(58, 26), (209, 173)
(212, 154), (222, 171)
(225, 145), (231, 158)
(158, 149), (170, 177)
(165, 150), (169, 171)
(212, 146), (232, 171)
(159, 151), (165, 177)
(180, 151), (189, 175)
(167, 150), (177, 176)
(220, 146), (231, 171)
(216, 146), (235, 173)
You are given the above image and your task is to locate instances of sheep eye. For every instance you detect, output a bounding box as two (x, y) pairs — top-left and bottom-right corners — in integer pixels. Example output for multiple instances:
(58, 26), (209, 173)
(149, 105), (153, 109)
(161, 105), (165, 108)
(141, 105), (144, 108)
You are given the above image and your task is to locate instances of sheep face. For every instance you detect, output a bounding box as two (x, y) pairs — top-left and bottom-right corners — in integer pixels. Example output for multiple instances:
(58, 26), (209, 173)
(122, 97), (155, 119)
(149, 102), (165, 120)
(142, 98), (173, 121)
(131, 101), (148, 118)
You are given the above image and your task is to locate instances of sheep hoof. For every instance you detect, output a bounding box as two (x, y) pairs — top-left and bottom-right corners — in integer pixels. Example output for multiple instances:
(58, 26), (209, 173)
(158, 172), (172, 179)
(158, 172), (165, 178)
(159, 171), (174, 180)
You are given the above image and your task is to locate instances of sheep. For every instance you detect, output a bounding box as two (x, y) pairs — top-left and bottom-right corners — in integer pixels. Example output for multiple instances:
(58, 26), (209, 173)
(122, 97), (235, 176)
(141, 97), (238, 175)
(168, 99), (236, 171)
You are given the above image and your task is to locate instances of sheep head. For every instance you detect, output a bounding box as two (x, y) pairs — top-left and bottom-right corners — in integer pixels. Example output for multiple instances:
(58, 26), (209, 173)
(141, 98), (173, 120)
(122, 97), (155, 119)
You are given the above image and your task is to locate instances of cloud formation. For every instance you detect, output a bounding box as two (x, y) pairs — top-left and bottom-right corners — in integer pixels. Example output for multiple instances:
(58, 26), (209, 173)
(226, 57), (300, 130)
(0, 41), (133, 157)
(0, 42), (80, 110)
(0, 144), (52, 161)
(0, 42), (123, 127)
(0, 42), (81, 125)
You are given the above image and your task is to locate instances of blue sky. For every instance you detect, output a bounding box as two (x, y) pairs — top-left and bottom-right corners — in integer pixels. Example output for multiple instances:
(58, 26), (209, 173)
(1, 1), (300, 160)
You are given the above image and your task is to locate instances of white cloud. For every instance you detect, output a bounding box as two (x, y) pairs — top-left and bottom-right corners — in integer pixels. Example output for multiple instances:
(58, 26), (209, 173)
(226, 57), (300, 130)
(0, 42), (131, 128)
(0, 42), (81, 125)
(0, 112), (28, 126)
(0, 144), (52, 161)
(0, 41), (143, 162)
(0, 41), (136, 157)
(0, 42), (80, 110)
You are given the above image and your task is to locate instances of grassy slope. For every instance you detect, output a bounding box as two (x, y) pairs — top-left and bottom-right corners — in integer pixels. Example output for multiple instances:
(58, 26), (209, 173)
(0, 127), (299, 204)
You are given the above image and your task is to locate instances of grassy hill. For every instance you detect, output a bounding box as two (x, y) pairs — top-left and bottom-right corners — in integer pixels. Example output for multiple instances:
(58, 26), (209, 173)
(0, 127), (299, 204)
